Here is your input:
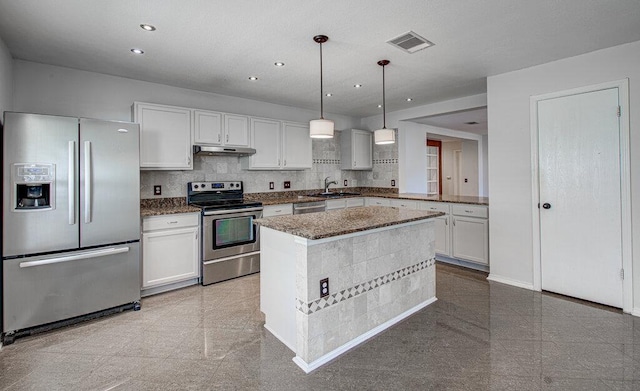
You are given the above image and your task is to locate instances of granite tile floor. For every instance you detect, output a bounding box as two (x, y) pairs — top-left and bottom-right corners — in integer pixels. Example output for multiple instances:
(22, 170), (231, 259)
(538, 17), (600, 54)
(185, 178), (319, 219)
(2, 263), (640, 390)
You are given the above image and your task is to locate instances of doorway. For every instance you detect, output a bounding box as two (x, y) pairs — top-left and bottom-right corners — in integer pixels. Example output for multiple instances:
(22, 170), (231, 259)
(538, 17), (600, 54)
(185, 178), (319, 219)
(531, 80), (631, 310)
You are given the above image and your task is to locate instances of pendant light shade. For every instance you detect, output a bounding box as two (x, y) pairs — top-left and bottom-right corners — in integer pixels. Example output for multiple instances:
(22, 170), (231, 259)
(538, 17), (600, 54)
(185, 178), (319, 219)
(310, 35), (334, 139)
(374, 59), (395, 145)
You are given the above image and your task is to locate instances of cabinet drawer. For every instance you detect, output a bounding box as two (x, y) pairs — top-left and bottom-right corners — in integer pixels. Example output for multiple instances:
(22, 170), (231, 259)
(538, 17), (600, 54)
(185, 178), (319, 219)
(418, 202), (450, 214)
(142, 213), (199, 232)
(391, 199), (418, 209)
(345, 198), (365, 208)
(263, 204), (293, 217)
(325, 199), (346, 210)
(451, 204), (488, 218)
(366, 197), (390, 206)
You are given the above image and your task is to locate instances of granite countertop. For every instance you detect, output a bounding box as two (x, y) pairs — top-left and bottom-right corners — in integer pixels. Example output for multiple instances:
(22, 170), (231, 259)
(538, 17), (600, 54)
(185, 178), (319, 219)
(140, 198), (200, 217)
(255, 206), (444, 240)
(247, 190), (488, 206)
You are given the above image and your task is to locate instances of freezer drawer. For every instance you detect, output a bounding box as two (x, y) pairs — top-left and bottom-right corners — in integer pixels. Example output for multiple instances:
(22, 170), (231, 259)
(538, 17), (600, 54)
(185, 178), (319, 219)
(3, 243), (140, 333)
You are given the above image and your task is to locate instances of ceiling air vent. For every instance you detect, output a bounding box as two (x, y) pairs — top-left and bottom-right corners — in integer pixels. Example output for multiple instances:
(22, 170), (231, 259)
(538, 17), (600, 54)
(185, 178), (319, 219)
(387, 31), (434, 54)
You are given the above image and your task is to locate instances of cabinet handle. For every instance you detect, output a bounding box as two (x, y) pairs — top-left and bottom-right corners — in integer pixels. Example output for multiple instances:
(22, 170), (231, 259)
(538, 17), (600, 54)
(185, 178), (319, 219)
(167, 221), (178, 224)
(187, 156), (191, 165)
(445, 219), (448, 225)
(430, 207), (437, 210)
(275, 209), (282, 213)
(465, 210), (473, 213)
(354, 161), (356, 166)
(453, 219), (456, 226)
(284, 159), (287, 166)
(218, 134), (221, 142)
(226, 134), (229, 142)
(278, 159), (281, 165)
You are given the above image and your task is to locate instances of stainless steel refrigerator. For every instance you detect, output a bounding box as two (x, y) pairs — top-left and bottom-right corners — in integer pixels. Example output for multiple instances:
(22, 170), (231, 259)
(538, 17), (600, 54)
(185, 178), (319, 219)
(2, 112), (141, 341)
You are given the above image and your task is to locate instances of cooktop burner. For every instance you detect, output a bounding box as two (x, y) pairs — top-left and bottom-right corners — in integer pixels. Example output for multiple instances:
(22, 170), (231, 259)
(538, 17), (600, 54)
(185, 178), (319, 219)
(186, 181), (262, 211)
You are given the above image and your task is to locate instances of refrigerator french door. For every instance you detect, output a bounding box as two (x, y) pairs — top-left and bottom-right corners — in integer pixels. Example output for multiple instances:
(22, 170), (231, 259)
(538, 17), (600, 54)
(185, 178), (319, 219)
(2, 112), (141, 338)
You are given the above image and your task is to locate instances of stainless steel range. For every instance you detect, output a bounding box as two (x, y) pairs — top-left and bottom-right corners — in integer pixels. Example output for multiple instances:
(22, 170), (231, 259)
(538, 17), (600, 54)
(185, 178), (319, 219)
(187, 181), (262, 285)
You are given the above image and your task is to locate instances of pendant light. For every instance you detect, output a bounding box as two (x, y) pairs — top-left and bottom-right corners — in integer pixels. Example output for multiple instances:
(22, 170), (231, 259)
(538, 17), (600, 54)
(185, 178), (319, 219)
(309, 35), (334, 139)
(374, 59), (395, 145)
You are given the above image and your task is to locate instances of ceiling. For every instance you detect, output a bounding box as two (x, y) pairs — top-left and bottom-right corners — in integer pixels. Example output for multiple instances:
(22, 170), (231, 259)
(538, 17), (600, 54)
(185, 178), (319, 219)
(0, 0), (639, 119)
(413, 107), (488, 135)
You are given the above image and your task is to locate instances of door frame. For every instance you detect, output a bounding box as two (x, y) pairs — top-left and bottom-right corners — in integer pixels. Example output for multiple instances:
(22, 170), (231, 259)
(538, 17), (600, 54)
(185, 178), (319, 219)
(529, 79), (632, 312)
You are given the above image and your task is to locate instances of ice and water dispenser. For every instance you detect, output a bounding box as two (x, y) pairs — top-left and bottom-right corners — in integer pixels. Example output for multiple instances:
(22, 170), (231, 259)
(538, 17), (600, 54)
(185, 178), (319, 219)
(13, 163), (55, 210)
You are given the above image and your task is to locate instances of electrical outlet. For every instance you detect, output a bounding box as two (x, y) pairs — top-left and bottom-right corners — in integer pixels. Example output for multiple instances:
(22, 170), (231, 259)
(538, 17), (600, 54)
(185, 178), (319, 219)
(344, 179), (348, 186)
(391, 180), (396, 187)
(153, 185), (162, 196)
(269, 182), (274, 190)
(464, 178), (468, 183)
(320, 278), (329, 298)
(284, 181), (291, 189)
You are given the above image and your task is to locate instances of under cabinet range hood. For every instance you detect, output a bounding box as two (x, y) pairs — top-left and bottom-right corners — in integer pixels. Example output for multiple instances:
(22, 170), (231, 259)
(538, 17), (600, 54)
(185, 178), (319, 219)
(193, 145), (256, 156)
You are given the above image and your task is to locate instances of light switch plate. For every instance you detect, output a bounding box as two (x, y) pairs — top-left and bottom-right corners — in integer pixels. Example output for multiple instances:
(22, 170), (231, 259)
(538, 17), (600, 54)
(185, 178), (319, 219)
(153, 185), (162, 196)
(269, 182), (274, 190)
(284, 181), (291, 189)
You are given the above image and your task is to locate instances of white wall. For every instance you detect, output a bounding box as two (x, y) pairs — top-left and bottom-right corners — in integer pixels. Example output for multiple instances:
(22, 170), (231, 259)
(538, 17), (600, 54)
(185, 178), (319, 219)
(12, 60), (359, 129)
(481, 134), (489, 196)
(0, 36), (13, 118)
(487, 40), (640, 304)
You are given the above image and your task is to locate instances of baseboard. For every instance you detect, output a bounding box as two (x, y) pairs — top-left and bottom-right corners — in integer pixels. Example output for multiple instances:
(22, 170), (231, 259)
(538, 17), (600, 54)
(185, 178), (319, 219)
(487, 274), (535, 291)
(630, 308), (640, 318)
(293, 296), (438, 373)
(435, 255), (489, 272)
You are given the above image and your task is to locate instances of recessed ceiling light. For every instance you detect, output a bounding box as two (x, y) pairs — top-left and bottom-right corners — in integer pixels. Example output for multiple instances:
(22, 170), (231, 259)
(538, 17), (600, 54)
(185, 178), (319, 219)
(406, 98), (413, 102)
(274, 62), (285, 67)
(354, 84), (362, 88)
(130, 48), (144, 55)
(248, 76), (258, 81)
(325, 93), (332, 97)
(140, 24), (156, 31)
(377, 104), (382, 108)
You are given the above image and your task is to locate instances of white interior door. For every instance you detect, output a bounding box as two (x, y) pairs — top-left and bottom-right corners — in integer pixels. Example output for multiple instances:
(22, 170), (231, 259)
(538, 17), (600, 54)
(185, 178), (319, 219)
(538, 87), (622, 308)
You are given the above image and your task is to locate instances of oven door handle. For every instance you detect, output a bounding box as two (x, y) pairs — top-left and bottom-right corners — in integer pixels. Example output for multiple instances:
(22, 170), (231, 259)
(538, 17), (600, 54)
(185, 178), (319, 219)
(203, 207), (264, 216)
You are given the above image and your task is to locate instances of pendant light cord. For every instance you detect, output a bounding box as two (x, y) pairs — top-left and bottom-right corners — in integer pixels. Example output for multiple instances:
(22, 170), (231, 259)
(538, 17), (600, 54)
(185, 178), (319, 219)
(319, 42), (324, 119)
(382, 63), (386, 129)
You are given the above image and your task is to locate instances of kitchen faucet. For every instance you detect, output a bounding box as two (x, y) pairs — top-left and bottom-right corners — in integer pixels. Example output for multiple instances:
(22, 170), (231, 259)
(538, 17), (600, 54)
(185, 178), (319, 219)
(324, 176), (338, 193)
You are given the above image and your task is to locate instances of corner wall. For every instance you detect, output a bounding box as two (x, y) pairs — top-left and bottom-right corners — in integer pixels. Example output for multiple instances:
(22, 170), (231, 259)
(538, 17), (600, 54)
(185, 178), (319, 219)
(0, 36), (13, 117)
(487, 40), (640, 303)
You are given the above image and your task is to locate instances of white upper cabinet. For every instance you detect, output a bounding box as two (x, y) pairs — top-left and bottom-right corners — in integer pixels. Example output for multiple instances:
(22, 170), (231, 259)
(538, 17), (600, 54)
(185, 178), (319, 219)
(193, 110), (222, 145)
(133, 102), (193, 170)
(247, 118), (281, 169)
(244, 120), (311, 170)
(341, 129), (373, 170)
(223, 114), (249, 146)
(193, 110), (249, 147)
(282, 122), (312, 169)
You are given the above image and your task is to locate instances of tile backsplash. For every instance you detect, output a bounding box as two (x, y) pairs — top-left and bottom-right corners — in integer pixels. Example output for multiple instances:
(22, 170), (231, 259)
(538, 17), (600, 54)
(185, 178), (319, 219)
(140, 130), (398, 199)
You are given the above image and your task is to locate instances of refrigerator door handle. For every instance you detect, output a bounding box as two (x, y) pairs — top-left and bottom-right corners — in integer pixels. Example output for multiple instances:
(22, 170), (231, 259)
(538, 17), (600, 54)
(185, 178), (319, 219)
(19, 246), (130, 268)
(84, 141), (92, 224)
(68, 141), (76, 225)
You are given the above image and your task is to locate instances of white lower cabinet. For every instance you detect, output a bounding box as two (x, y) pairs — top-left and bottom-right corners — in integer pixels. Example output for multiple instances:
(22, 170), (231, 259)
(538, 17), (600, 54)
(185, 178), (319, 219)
(391, 199), (418, 209)
(325, 198), (364, 210)
(141, 213), (200, 295)
(451, 210), (489, 265)
(418, 202), (451, 257)
(263, 203), (293, 217)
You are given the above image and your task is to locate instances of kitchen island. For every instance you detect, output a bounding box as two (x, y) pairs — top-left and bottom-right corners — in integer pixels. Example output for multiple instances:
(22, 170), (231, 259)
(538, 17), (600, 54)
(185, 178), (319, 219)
(255, 206), (443, 372)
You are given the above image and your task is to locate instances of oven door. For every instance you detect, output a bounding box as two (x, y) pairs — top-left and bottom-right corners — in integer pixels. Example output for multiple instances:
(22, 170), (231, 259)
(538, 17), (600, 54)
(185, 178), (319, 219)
(202, 207), (262, 261)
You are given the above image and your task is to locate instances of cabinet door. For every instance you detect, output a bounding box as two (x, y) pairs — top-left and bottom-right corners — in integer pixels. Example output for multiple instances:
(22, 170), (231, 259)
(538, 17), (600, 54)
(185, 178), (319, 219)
(135, 103), (192, 170)
(193, 110), (223, 145)
(352, 130), (373, 169)
(142, 226), (199, 288)
(224, 114), (249, 147)
(452, 216), (489, 265)
(433, 215), (450, 256)
(282, 122), (312, 169)
(249, 118), (281, 169)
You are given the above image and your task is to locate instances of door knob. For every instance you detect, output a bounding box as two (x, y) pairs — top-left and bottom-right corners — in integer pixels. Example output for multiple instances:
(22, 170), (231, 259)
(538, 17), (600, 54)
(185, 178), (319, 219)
(542, 203), (551, 209)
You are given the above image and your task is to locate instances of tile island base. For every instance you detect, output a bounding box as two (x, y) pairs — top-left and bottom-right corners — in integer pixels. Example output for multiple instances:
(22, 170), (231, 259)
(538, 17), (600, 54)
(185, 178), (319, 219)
(257, 206), (440, 372)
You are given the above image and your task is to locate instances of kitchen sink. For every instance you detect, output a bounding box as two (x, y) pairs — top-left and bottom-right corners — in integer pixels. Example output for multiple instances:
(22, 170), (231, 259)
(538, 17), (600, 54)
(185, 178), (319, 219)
(309, 192), (361, 198)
